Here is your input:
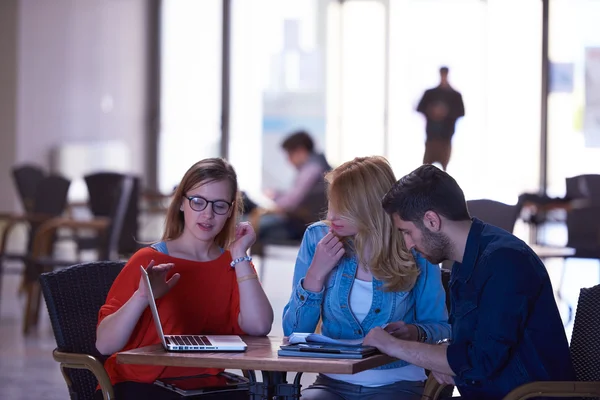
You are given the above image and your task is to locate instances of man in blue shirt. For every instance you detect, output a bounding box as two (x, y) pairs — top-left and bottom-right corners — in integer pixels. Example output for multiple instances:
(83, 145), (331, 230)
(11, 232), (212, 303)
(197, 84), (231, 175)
(364, 164), (575, 400)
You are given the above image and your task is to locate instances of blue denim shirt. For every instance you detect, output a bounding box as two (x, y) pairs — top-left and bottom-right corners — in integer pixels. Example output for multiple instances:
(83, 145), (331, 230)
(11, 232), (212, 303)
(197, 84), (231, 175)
(447, 218), (576, 400)
(282, 222), (451, 370)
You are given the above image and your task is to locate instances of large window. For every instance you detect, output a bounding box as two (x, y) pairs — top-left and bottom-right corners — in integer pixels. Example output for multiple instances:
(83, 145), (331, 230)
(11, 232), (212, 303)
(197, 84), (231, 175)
(323, 0), (542, 205)
(229, 0), (327, 201)
(547, 0), (600, 197)
(387, 0), (541, 204)
(159, 0), (222, 193)
(162, 0), (545, 206)
(326, 0), (387, 165)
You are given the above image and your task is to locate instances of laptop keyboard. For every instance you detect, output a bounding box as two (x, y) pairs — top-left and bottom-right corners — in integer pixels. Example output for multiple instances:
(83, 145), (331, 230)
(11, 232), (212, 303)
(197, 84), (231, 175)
(169, 335), (212, 346)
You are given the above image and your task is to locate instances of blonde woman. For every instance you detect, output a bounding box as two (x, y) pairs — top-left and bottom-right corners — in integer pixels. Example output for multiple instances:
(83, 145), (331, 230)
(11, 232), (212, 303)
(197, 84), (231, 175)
(282, 156), (450, 400)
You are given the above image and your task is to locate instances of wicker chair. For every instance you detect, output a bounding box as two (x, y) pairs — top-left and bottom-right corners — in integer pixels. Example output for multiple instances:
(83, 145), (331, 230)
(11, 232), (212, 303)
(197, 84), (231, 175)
(421, 284), (600, 400)
(40, 261), (125, 400)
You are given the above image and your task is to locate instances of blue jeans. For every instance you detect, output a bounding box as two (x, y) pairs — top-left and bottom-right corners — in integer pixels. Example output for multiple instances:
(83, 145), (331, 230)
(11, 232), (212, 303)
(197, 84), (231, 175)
(300, 374), (424, 400)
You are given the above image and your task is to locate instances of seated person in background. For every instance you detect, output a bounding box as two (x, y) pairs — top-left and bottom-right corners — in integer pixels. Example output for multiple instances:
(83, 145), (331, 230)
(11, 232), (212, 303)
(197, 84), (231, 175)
(364, 164), (575, 400)
(283, 156), (451, 400)
(255, 130), (331, 244)
(94, 158), (274, 400)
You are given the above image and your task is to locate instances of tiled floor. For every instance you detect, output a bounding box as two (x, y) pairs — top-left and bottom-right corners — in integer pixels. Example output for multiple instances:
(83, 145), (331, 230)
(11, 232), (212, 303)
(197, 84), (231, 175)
(0, 221), (597, 399)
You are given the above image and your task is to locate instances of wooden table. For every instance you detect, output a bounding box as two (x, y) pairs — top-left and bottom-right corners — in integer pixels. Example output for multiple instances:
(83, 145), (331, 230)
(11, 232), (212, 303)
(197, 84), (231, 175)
(117, 336), (396, 399)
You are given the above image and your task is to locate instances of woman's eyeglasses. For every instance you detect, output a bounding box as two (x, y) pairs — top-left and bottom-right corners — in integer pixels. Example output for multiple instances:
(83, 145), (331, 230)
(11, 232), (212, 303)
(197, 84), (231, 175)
(184, 195), (232, 215)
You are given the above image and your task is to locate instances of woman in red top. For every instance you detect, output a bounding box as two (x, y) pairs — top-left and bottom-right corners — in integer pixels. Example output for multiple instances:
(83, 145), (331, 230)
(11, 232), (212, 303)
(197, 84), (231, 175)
(94, 158), (274, 399)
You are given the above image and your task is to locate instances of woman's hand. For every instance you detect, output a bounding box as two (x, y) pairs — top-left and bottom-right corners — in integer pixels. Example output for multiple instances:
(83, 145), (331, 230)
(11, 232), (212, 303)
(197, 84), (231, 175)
(137, 260), (180, 300)
(230, 222), (256, 258)
(303, 231), (345, 292)
(308, 232), (345, 280)
(384, 321), (419, 341)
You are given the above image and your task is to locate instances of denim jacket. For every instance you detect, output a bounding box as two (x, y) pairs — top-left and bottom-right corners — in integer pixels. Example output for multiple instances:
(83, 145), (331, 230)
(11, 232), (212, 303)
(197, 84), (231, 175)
(446, 218), (575, 400)
(282, 222), (451, 370)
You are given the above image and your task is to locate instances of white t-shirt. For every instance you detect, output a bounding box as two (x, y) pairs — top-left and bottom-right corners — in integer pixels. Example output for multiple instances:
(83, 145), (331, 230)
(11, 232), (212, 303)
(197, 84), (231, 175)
(324, 278), (427, 387)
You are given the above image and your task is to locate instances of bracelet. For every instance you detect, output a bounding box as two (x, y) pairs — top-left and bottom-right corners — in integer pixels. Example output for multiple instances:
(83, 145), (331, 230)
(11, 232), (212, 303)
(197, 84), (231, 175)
(237, 273), (258, 283)
(415, 325), (428, 343)
(230, 255), (252, 268)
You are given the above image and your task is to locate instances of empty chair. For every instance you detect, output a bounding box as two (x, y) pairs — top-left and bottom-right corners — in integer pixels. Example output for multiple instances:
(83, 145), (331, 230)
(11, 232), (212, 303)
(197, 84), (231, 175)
(21, 174), (138, 334)
(0, 174), (71, 312)
(467, 199), (521, 233)
(566, 174), (600, 205)
(12, 164), (46, 213)
(83, 173), (140, 259)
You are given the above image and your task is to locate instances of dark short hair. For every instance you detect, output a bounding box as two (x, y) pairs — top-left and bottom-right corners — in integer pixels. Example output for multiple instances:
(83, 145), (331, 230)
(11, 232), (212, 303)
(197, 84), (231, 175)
(439, 66), (449, 74)
(382, 164), (470, 224)
(281, 130), (314, 153)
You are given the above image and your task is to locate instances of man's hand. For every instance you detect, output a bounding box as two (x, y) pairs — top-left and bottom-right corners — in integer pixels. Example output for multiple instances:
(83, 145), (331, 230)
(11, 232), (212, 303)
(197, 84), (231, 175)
(363, 326), (397, 354)
(432, 371), (455, 385)
(384, 321), (419, 341)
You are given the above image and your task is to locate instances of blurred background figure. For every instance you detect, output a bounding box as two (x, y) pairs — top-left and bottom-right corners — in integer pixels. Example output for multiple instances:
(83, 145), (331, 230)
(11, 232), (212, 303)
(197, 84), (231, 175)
(417, 66), (465, 171)
(248, 130), (331, 252)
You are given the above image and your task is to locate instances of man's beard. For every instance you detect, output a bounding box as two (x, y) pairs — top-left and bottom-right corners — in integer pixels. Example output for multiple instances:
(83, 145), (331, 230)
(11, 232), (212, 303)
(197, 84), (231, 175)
(419, 228), (451, 265)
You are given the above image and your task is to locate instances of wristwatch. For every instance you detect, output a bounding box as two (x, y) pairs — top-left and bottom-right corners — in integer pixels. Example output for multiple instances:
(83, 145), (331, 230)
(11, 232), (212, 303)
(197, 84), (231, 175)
(436, 338), (452, 345)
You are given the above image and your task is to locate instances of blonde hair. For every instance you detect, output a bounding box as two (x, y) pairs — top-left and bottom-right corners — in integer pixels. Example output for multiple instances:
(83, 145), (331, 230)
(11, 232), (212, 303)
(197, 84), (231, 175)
(162, 158), (242, 249)
(325, 156), (420, 292)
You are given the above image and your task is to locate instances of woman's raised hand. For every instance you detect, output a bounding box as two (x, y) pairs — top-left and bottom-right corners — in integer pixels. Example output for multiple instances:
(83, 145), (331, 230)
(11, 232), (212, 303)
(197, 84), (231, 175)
(137, 260), (180, 299)
(307, 231), (345, 282)
(229, 222), (256, 257)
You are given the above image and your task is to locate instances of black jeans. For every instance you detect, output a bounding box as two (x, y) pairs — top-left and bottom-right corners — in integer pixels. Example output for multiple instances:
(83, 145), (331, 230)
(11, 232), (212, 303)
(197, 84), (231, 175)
(94, 381), (249, 400)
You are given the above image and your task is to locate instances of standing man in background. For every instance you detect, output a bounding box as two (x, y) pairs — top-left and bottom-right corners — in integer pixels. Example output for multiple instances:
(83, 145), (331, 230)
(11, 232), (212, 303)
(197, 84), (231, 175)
(417, 66), (465, 171)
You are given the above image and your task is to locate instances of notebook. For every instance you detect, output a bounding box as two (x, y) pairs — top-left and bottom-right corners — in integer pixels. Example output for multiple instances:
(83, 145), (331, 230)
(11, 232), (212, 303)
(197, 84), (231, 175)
(288, 332), (364, 346)
(278, 342), (378, 359)
(140, 265), (247, 352)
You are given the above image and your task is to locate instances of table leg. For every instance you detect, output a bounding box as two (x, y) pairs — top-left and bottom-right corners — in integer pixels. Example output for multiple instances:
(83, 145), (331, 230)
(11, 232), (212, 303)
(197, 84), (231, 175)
(244, 370), (269, 400)
(272, 371), (303, 400)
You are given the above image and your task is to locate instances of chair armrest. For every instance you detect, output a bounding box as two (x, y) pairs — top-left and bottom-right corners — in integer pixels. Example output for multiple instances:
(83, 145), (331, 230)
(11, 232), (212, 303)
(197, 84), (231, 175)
(0, 213), (58, 257)
(31, 217), (111, 259)
(0, 212), (55, 223)
(421, 373), (449, 400)
(503, 381), (600, 400)
(53, 349), (114, 400)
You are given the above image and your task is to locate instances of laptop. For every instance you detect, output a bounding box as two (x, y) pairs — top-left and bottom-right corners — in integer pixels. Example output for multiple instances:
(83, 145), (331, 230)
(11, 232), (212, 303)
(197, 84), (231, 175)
(139, 265), (247, 352)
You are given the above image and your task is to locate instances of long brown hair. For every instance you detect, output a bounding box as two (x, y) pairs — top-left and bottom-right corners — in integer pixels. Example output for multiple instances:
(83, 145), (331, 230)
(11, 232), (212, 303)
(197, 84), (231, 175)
(326, 156), (420, 292)
(161, 158), (242, 249)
